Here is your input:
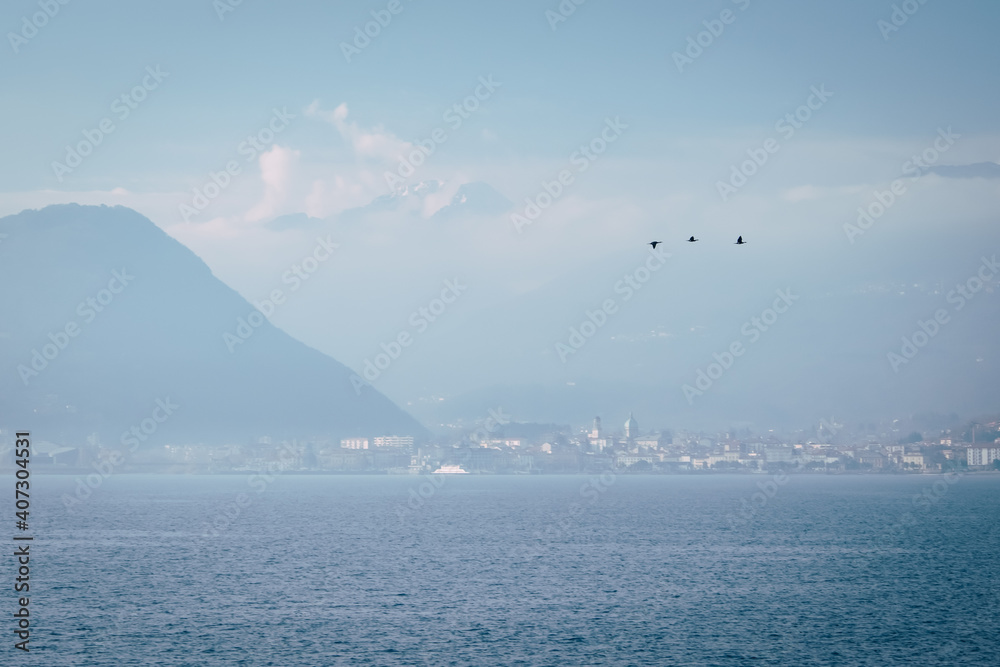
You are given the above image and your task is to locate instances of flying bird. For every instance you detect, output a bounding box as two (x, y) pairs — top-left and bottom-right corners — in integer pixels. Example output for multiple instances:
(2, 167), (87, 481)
(687, 236), (698, 243)
(735, 236), (747, 245)
(648, 241), (662, 249)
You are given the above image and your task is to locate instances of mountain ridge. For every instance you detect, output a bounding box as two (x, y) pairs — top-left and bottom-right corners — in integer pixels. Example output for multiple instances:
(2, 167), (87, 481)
(0, 204), (427, 445)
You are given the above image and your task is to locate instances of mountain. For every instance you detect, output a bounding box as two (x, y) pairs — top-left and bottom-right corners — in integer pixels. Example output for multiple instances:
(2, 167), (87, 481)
(0, 204), (427, 445)
(430, 182), (512, 220)
(365, 233), (1000, 433)
(333, 180), (510, 224)
(264, 212), (324, 232)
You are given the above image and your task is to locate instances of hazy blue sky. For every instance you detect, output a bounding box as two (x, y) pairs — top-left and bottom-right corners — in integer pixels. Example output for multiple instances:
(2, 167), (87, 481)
(4, 0), (998, 193)
(3, 0), (999, 426)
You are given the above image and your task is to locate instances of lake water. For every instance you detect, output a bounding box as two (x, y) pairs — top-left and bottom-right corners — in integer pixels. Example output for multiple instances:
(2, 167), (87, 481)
(15, 473), (1000, 666)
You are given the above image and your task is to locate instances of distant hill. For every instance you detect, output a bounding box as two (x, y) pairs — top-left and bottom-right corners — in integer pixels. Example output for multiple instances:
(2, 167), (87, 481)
(928, 162), (1000, 179)
(430, 181), (512, 220)
(333, 180), (510, 224)
(0, 204), (427, 445)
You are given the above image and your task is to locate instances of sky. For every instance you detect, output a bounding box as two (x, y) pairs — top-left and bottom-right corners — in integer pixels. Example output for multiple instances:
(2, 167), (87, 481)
(2, 0), (999, 429)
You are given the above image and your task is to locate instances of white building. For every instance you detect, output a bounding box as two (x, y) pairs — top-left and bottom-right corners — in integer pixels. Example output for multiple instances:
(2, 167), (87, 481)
(624, 413), (638, 441)
(616, 454), (658, 468)
(341, 438), (369, 450)
(764, 447), (794, 463)
(589, 417), (602, 440)
(636, 435), (661, 449)
(967, 446), (1000, 467)
(373, 435), (414, 448)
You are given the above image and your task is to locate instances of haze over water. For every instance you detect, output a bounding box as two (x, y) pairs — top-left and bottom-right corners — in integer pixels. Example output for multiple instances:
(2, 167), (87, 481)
(22, 474), (1000, 666)
(4, 1), (1000, 664)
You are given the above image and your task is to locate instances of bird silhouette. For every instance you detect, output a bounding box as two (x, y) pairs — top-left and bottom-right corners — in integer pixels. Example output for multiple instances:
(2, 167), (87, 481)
(687, 236), (698, 243)
(648, 241), (662, 249)
(735, 236), (747, 245)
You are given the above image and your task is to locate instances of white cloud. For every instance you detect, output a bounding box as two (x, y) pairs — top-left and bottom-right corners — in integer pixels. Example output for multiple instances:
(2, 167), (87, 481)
(420, 178), (463, 218)
(245, 145), (300, 222)
(306, 100), (413, 163)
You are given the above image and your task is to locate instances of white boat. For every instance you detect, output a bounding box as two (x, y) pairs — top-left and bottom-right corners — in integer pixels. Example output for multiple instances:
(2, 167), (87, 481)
(431, 464), (469, 474)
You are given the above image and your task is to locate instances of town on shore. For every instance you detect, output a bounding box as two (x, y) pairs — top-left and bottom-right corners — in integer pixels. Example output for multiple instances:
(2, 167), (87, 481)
(4, 412), (999, 476)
